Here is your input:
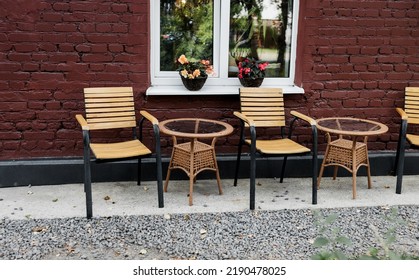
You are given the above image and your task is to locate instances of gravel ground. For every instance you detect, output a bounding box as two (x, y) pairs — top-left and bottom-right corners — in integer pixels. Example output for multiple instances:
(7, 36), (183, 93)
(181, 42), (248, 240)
(1, 205), (418, 260)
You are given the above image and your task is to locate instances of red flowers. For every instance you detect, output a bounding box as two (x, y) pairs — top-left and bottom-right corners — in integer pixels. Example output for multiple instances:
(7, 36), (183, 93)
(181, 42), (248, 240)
(237, 57), (269, 79)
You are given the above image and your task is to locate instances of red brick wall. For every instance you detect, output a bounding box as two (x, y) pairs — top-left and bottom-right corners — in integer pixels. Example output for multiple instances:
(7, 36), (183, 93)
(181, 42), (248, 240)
(0, 0), (151, 159)
(296, 0), (419, 152)
(0, 0), (418, 160)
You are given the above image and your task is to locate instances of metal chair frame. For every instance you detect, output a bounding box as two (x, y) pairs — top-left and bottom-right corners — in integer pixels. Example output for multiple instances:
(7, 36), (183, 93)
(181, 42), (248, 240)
(77, 87), (164, 218)
(233, 88), (318, 210)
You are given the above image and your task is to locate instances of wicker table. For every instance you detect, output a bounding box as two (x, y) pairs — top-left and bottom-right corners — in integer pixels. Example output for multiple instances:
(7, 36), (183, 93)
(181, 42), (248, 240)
(316, 117), (388, 199)
(159, 118), (234, 205)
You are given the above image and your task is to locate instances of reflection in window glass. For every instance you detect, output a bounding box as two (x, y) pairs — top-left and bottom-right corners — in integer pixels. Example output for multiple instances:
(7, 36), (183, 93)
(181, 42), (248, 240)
(229, 0), (293, 78)
(160, 0), (214, 71)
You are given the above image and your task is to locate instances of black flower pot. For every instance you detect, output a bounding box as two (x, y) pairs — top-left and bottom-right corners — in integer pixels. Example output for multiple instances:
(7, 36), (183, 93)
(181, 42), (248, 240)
(180, 75), (207, 91)
(239, 77), (264, 87)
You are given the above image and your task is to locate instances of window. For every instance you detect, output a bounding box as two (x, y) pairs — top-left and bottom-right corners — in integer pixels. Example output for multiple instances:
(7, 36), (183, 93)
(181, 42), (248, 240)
(148, 0), (303, 95)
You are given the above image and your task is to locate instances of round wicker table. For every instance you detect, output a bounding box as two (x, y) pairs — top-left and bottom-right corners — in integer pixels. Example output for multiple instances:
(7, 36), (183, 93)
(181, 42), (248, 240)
(159, 118), (233, 206)
(316, 117), (388, 199)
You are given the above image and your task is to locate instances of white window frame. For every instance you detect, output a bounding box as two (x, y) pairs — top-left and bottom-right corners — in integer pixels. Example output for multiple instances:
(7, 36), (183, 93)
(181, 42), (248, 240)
(147, 0), (303, 95)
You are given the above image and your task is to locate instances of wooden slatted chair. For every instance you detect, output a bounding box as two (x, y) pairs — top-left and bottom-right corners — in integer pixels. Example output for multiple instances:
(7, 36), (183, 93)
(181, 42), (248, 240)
(233, 88), (318, 210)
(76, 87), (163, 218)
(394, 87), (419, 194)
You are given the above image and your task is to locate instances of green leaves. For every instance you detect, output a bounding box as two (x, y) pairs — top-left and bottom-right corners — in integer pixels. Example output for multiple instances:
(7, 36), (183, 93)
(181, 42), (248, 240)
(313, 236), (329, 248)
(311, 211), (350, 260)
(335, 236), (352, 246)
(311, 207), (418, 260)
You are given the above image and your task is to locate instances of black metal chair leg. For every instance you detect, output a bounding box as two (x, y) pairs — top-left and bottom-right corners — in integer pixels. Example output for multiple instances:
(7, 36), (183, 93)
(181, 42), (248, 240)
(156, 156), (164, 208)
(249, 150), (256, 210)
(82, 130), (93, 219)
(312, 152), (318, 205)
(396, 142), (406, 194)
(396, 120), (407, 194)
(234, 140), (243, 186)
(280, 156), (288, 183)
(84, 156), (93, 219)
(249, 126), (257, 210)
(137, 157), (142, 186)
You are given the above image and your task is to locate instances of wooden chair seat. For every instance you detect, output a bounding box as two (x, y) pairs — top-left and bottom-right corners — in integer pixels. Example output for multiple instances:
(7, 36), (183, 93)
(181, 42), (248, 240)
(406, 133), (419, 146)
(90, 140), (151, 160)
(245, 138), (310, 155)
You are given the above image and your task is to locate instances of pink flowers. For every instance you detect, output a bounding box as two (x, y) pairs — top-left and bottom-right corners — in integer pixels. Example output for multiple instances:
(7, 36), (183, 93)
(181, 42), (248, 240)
(237, 57), (269, 79)
(258, 62), (268, 72)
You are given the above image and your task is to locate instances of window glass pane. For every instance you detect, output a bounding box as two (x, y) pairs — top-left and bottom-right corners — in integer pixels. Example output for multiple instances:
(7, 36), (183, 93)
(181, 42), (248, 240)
(229, 0), (293, 78)
(160, 0), (214, 72)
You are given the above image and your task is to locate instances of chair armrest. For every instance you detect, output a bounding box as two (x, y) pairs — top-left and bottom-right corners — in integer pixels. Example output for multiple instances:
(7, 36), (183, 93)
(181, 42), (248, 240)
(140, 110), (159, 125)
(290, 110), (316, 126)
(233, 111), (255, 127)
(289, 111), (318, 152)
(139, 111), (161, 150)
(75, 114), (89, 130)
(396, 108), (408, 120)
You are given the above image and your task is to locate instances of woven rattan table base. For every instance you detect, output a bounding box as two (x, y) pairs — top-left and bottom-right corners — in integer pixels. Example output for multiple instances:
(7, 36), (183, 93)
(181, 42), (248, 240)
(164, 140), (222, 205)
(318, 138), (371, 199)
(171, 141), (217, 175)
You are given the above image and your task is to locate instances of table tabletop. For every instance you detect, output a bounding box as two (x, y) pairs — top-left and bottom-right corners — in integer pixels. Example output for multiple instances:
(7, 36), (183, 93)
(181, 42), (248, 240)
(159, 118), (234, 139)
(316, 117), (388, 137)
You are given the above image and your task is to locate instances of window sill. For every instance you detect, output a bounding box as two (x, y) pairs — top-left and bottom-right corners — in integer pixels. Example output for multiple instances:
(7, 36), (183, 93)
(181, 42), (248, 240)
(146, 85), (305, 96)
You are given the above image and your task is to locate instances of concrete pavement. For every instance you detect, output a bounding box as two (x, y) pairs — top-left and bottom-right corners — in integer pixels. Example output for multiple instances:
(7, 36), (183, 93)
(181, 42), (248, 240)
(0, 175), (418, 220)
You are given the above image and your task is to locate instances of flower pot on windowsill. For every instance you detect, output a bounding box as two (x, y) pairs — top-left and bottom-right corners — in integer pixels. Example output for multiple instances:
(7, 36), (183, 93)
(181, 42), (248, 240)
(239, 77), (264, 87)
(180, 75), (208, 91)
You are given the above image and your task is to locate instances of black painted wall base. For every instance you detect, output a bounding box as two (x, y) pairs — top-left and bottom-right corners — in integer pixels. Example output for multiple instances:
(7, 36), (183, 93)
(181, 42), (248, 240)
(0, 152), (417, 188)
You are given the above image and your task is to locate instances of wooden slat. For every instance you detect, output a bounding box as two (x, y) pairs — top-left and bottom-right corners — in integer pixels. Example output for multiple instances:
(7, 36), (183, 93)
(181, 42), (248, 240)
(406, 87), (419, 94)
(87, 116), (136, 123)
(405, 97), (419, 102)
(404, 107), (419, 116)
(408, 119), (419, 125)
(239, 88), (285, 128)
(82, 87), (137, 130)
(405, 87), (419, 122)
(85, 92), (133, 98)
(241, 102), (284, 107)
(248, 138), (310, 154)
(86, 107), (134, 113)
(85, 97), (134, 103)
(250, 115), (285, 120)
(244, 111), (284, 116)
(405, 102), (419, 108)
(85, 102), (135, 108)
(246, 121), (285, 127)
(242, 106), (284, 112)
(84, 87), (133, 94)
(240, 97), (283, 102)
(90, 140), (151, 159)
(86, 111), (135, 118)
(88, 120), (137, 130)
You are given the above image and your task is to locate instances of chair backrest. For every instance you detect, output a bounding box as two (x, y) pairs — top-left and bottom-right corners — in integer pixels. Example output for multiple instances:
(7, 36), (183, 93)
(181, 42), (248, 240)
(404, 87), (419, 125)
(239, 87), (285, 127)
(83, 87), (137, 130)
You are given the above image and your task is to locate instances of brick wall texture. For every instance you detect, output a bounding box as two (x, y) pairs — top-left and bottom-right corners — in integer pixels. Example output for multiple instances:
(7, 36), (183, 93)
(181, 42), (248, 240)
(0, 0), (418, 160)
